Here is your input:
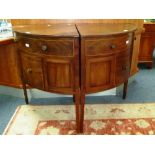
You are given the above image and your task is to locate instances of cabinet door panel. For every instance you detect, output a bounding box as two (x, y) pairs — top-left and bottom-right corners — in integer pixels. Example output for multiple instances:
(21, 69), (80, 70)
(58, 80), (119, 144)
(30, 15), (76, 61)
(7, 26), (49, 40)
(20, 52), (44, 89)
(44, 58), (73, 93)
(86, 55), (115, 93)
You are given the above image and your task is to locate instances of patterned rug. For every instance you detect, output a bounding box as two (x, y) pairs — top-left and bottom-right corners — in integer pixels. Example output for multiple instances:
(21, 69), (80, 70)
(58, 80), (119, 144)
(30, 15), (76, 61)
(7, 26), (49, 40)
(3, 103), (155, 135)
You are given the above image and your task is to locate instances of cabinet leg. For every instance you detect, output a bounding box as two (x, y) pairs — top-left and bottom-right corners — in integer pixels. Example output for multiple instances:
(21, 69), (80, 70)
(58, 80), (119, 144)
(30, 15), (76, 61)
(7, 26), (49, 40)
(80, 91), (85, 133)
(22, 83), (29, 104)
(123, 80), (128, 99)
(73, 95), (75, 102)
(74, 89), (80, 134)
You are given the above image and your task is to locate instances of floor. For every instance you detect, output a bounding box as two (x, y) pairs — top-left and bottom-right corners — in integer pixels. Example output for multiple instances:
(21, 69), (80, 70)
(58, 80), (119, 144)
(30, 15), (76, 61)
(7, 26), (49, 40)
(0, 61), (155, 134)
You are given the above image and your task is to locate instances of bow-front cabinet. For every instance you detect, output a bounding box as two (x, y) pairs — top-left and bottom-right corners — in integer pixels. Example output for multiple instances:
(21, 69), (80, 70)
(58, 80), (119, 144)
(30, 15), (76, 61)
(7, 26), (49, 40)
(13, 23), (136, 133)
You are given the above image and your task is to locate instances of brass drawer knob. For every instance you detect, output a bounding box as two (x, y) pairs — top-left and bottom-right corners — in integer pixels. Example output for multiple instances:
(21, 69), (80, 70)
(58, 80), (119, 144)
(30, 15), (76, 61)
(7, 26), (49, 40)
(27, 68), (32, 74)
(25, 43), (30, 48)
(126, 40), (129, 44)
(110, 44), (116, 49)
(41, 45), (48, 51)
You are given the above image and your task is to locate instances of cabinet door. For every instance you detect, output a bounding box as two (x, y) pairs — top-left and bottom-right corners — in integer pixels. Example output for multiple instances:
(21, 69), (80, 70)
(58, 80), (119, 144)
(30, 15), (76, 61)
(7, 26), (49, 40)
(43, 58), (74, 94)
(115, 52), (130, 85)
(86, 55), (115, 93)
(19, 52), (44, 89)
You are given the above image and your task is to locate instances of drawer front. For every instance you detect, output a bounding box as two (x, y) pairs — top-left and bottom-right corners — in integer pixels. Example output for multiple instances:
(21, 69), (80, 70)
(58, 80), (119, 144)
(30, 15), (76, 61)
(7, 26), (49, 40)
(18, 37), (74, 56)
(85, 35), (130, 56)
(115, 52), (130, 85)
(20, 52), (44, 89)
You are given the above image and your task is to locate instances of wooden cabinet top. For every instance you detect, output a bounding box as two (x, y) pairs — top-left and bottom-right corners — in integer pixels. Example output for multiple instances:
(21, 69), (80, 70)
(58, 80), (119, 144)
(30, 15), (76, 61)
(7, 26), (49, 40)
(13, 24), (79, 38)
(76, 23), (137, 37)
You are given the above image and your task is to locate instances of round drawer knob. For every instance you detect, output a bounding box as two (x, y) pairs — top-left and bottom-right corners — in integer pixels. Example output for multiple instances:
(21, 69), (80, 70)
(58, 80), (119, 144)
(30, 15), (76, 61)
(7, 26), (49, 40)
(126, 40), (129, 44)
(41, 45), (48, 51)
(27, 68), (32, 74)
(25, 43), (30, 48)
(110, 44), (116, 49)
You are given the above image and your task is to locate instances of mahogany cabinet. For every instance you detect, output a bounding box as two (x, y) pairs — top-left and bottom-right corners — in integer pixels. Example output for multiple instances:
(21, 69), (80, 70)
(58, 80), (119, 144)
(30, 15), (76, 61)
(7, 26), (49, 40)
(76, 23), (136, 132)
(0, 39), (21, 88)
(13, 23), (136, 133)
(13, 24), (80, 132)
(139, 23), (155, 68)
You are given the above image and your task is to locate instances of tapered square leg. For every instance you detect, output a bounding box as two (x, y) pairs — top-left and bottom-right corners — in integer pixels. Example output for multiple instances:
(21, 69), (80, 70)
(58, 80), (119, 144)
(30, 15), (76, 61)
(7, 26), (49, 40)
(22, 83), (29, 104)
(74, 89), (81, 134)
(123, 80), (128, 99)
(80, 90), (85, 133)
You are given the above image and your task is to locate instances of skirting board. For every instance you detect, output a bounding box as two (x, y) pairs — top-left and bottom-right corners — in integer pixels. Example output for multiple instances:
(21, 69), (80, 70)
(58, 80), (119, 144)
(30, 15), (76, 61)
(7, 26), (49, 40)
(0, 75), (136, 99)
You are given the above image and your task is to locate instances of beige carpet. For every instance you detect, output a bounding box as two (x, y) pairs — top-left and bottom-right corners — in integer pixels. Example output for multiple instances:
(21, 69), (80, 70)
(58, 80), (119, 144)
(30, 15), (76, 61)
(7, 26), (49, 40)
(3, 103), (155, 135)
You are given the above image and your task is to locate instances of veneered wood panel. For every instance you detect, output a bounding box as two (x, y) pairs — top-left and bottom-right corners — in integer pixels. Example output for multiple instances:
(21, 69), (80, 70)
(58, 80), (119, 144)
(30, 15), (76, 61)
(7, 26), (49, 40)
(0, 42), (21, 87)
(86, 55), (115, 93)
(19, 52), (44, 89)
(85, 35), (128, 55)
(139, 32), (155, 62)
(138, 23), (155, 68)
(44, 58), (74, 93)
(18, 37), (74, 56)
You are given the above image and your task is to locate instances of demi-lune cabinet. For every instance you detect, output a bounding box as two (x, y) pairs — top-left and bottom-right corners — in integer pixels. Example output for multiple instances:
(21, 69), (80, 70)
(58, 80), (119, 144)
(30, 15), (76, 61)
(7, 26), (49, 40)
(76, 23), (136, 132)
(13, 24), (81, 132)
(13, 23), (136, 133)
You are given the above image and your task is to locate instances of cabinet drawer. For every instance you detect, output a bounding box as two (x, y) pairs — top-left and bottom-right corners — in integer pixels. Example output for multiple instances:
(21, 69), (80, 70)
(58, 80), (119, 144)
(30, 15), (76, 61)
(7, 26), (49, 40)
(18, 37), (74, 56)
(85, 35), (130, 55)
(115, 52), (130, 85)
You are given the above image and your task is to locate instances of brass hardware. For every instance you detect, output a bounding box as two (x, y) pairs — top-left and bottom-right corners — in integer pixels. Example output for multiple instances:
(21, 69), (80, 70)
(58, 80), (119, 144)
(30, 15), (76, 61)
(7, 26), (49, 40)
(25, 43), (30, 48)
(27, 68), (32, 74)
(41, 45), (48, 51)
(110, 44), (116, 49)
(126, 40), (129, 44)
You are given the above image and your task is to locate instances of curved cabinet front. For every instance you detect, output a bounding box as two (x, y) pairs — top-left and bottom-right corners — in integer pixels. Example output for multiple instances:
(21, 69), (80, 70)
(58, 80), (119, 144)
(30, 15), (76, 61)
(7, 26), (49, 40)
(77, 23), (136, 132)
(14, 23), (136, 133)
(17, 37), (79, 94)
(86, 54), (116, 93)
(81, 33), (134, 94)
(43, 57), (74, 94)
(19, 52), (44, 90)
